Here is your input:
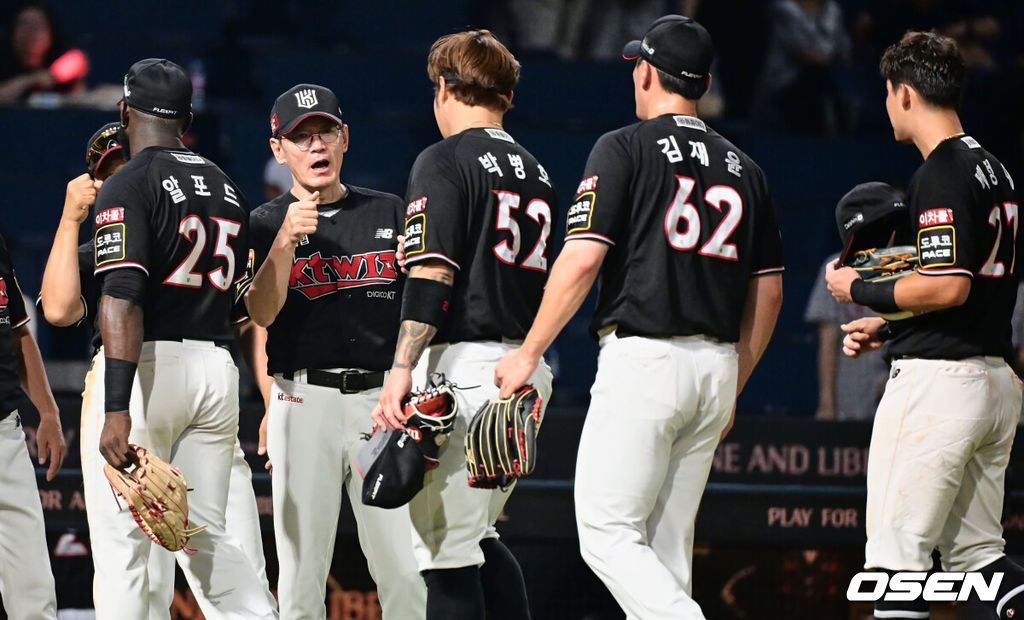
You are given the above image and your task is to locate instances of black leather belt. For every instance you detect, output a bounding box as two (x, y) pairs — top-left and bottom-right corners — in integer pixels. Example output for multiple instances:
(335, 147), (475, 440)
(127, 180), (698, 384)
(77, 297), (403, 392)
(282, 369), (386, 394)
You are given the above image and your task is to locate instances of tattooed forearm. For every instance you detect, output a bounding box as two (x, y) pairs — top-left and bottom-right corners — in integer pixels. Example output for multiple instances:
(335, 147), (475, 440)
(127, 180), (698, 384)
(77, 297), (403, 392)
(393, 320), (437, 370)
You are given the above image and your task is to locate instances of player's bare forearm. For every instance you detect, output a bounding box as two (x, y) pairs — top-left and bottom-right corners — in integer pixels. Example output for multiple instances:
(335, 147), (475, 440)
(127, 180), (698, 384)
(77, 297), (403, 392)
(99, 295), (143, 363)
(893, 272), (970, 312)
(522, 240), (606, 359)
(735, 273), (783, 395)
(245, 239), (296, 327)
(40, 220), (86, 326)
(235, 321), (273, 409)
(14, 325), (59, 420)
(14, 325), (65, 478)
(391, 261), (454, 370)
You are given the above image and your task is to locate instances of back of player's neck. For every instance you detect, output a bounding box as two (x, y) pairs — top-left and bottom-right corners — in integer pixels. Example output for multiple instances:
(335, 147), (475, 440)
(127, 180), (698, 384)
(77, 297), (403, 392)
(915, 114), (964, 160)
(130, 133), (184, 157)
(643, 99), (698, 121)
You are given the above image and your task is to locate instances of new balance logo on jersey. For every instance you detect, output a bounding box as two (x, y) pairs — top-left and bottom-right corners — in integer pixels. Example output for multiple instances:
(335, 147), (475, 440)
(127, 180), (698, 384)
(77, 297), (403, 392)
(375, 228), (394, 239)
(294, 89), (318, 109)
(290, 250), (397, 299)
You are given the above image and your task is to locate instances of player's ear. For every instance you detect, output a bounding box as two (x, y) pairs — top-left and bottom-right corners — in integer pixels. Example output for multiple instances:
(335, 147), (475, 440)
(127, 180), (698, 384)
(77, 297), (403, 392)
(180, 113), (193, 137)
(898, 83), (913, 111)
(269, 137), (286, 164)
(340, 124), (349, 153)
(437, 76), (450, 105)
(639, 60), (654, 91)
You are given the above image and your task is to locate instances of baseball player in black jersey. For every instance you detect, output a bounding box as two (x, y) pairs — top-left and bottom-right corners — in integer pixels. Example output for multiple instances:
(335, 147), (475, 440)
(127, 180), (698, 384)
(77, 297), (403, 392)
(241, 83), (425, 619)
(372, 30), (556, 619)
(495, 16), (784, 618)
(827, 32), (1024, 620)
(89, 59), (276, 618)
(0, 235), (65, 619)
(39, 123), (274, 619)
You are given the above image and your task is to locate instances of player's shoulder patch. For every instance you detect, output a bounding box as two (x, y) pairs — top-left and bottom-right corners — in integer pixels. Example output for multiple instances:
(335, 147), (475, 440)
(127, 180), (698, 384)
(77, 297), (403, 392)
(917, 224), (956, 268)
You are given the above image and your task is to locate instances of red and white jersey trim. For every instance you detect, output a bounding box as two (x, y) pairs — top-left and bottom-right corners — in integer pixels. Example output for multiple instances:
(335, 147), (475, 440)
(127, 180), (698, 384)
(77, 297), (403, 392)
(565, 232), (615, 246)
(94, 262), (150, 276)
(920, 267), (973, 277)
(12, 316), (30, 328)
(405, 252), (460, 270)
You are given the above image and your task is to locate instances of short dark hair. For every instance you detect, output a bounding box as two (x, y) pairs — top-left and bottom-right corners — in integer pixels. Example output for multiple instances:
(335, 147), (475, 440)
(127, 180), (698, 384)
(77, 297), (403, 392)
(879, 31), (965, 109)
(428, 30), (520, 112)
(642, 60), (709, 101)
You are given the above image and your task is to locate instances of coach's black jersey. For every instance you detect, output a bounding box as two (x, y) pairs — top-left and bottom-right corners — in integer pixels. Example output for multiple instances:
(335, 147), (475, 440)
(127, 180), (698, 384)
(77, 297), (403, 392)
(403, 128), (558, 343)
(92, 147), (249, 344)
(887, 135), (1019, 361)
(242, 186), (404, 373)
(566, 114), (784, 342)
(0, 231), (29, 414)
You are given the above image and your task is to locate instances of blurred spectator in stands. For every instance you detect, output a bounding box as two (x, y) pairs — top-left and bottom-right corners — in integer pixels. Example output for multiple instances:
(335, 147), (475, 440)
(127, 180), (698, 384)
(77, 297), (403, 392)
(754, 0), (851, 135)
(805, 253), (888, 419)
(263, 156), (292, 201)
(0, 2), (87, 103)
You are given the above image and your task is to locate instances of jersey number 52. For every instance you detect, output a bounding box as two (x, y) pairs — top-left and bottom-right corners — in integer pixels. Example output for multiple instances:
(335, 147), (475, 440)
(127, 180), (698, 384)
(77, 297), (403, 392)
(665, 175), (742, 261)
(165, 215), (242, 291)
(492, 190), (552, 272)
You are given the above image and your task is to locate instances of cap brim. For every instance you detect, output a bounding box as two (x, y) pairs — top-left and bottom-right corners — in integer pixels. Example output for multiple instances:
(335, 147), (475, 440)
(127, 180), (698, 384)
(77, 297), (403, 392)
(93, 145), (123, 177)
(277, 112), (344, 137)
(622, 40), (643, 60)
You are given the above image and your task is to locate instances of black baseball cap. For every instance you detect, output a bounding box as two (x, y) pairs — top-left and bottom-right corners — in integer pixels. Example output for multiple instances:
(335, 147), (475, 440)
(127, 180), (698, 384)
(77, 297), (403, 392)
(356, 427), (425, 509)
(622, 15), (714, 80)
(836, 182), (909, 265)
(270, 83), (343, 137)
(122, 58), (192, 119)
(85, 122), (124, 177)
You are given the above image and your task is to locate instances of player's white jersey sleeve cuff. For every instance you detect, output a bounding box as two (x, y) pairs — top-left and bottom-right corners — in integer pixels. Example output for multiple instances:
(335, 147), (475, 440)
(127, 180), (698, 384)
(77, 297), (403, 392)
(752, 266), (785, 275)
(920, 267), (973, 277)
(405, 252), (461, 270)
(564, 233), (615, 246)
(94, 262), (150, 277)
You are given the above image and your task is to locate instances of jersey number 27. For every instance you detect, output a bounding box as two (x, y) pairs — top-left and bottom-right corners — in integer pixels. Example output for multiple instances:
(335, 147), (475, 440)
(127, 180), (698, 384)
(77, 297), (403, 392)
(165, 216), (241, 291)
(665, 175), (742, 261)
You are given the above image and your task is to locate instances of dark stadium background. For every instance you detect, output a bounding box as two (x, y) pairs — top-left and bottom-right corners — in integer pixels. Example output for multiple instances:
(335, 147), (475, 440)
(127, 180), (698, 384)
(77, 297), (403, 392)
(1, 1), (1022, 618)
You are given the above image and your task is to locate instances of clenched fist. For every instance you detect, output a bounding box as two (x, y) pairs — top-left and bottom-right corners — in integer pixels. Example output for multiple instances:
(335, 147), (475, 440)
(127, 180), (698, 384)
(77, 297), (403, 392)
(63, 173), (102, 225)
(279, 190), (319, 245)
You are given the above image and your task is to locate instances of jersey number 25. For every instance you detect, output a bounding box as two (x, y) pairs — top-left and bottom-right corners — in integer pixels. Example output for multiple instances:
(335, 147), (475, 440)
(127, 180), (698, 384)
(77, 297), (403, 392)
(165, 215), (242, 291)
(665, 175), (742, 261)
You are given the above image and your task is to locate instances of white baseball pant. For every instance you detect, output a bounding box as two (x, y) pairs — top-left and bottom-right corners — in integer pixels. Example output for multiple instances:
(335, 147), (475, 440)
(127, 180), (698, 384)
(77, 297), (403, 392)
(0, 411), (58, 620)
(268, 369), (426, 620)
(410, 340), (553, 571)
(575, 332), (737, 620)
(865, 356), (1022, 572)
(81, 340), (277, 619)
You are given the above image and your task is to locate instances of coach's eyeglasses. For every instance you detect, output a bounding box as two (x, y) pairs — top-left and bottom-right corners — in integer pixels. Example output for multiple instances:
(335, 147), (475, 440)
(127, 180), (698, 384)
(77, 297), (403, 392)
(282, 125), (343, 151)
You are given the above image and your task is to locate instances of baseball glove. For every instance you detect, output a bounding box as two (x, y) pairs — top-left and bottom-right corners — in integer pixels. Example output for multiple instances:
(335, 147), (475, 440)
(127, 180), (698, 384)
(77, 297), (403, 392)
(848, 245), (918, 320)
(103, 444), (205, 554)
(465, 385), (542, 489)
(402, 378), (458, 471)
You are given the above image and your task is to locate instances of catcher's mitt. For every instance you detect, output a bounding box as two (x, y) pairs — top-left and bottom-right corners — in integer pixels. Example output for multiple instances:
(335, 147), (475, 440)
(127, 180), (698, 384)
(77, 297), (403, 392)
(465, 385), (542, 489)
(104, 444), (205, 554)
(848, 245), (919, 320)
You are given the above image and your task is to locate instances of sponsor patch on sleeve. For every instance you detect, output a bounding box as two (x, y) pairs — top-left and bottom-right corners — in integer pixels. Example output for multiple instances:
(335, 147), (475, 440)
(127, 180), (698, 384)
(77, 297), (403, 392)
(918, 208), (954, 227)
(575, 175), (598, 195)
(566, 192), (596, 235)
(404, 213), (426, 256)
(95, 223), (126, 265)
(918, 224), (956, 268)
(95, 207), (124, 226)
(406, 196), (427, 217)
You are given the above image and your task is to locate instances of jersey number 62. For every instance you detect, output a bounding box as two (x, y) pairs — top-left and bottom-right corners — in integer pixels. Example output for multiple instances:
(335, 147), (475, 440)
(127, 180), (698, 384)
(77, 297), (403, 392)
(665, 175), (743, 261)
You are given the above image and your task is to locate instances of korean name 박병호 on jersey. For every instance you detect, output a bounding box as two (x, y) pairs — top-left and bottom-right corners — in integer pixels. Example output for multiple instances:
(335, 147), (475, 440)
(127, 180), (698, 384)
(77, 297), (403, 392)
(566, 114), (784, 342)
(92, 146), (249, 344)
(402, 128), (558, 344)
